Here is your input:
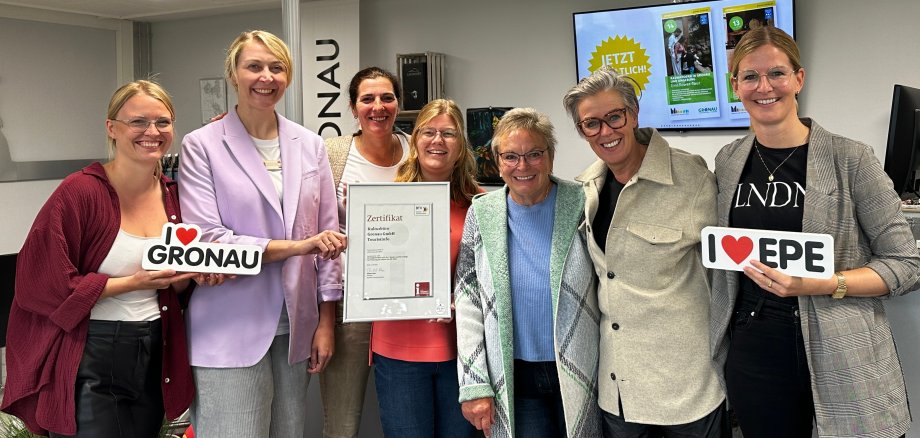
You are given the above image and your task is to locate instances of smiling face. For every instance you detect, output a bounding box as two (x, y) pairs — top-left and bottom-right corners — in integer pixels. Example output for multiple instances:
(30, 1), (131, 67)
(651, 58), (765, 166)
(731, 44), (804, 129)
(352, 77), (398, 136)
(416, 114), (462, 182)
(233, 41), (289, 111)
(498, 128), (554, 206)
(106, 93), (173, 166)
(576, 89), (642, 173)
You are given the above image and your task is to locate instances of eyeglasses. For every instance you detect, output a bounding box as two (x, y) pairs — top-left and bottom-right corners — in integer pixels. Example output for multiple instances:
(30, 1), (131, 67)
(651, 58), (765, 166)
(111, 118), (174, 133)
(733, 67), (799, 91)
(498, 149), (547, 167)
(419, 128), (458, 140)
(576, 108), (628, 137)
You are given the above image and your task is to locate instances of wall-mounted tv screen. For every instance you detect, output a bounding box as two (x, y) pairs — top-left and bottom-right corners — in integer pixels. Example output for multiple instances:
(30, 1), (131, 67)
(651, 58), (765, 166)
(574, 0), (796, 131)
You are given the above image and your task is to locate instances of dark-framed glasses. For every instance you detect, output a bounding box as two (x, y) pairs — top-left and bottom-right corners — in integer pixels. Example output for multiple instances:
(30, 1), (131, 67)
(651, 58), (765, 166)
(111, 117), (174, 133)
(498, 149), (547, 167)
(419, 128), (458, 140)
(576, 108), (628, 137)
(733, 67), (799, 91)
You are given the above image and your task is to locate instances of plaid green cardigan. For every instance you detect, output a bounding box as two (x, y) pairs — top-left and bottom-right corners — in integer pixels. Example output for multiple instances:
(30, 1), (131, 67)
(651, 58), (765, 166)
(454, 178), (602, 437)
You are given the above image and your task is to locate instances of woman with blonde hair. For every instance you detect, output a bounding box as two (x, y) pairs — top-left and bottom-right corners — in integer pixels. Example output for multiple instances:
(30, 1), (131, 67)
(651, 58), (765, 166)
(370, 98), (479, 437)
(2, 80), (202, 437)
(712, 26), (920, 437)
(179, 30), (346, 437)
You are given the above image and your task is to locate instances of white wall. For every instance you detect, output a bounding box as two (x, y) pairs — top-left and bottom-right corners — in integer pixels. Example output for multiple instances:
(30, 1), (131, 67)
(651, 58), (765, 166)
(360, 0), (920, 178)
(151, 8), (286, 141)
(0, 5), (132, 255)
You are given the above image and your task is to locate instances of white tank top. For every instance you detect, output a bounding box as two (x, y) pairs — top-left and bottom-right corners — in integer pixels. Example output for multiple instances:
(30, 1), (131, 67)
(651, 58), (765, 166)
(90, 229), (161, 321)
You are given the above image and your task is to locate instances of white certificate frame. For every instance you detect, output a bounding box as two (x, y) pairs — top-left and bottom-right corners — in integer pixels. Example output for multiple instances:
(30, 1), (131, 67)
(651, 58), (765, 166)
(344, 182), (452, 322)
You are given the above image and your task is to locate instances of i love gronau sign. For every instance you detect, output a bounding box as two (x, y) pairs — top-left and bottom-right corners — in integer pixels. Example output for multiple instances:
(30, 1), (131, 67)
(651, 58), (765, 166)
(141, 223), (263, 275)
(701, 226), (834, 279)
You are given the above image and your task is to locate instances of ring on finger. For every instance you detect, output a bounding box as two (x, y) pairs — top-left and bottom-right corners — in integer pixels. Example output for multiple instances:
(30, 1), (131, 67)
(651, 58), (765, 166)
(767, 279), (773, 288)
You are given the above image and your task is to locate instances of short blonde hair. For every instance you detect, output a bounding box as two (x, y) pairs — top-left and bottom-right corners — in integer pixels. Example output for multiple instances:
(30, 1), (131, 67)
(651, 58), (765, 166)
(225, 30), (294, 90)
(396, 99), (479, 206)
(491, 107), (557, 160)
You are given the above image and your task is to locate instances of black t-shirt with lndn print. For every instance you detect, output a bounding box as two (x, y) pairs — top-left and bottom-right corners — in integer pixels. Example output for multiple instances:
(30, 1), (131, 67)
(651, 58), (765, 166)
(729, 140), (808, 304)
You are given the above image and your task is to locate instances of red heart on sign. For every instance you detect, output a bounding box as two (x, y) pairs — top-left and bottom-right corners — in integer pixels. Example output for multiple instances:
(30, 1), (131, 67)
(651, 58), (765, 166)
(721, 235), (753, 265)
(175, 227), (198, 246)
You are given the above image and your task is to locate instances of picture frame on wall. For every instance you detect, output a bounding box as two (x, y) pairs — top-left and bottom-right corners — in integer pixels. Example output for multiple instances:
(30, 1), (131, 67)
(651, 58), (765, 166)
(199, 78), (227, 125)
(466, 107), (512, 185)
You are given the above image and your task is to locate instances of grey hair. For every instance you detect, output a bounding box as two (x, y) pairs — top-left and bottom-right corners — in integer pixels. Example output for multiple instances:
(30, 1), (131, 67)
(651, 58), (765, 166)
(491, 107), (557, 159)
(562, 66), (640, 132)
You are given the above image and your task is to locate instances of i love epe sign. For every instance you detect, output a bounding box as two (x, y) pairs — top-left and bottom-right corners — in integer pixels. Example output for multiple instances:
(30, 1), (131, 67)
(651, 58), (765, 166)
(141, 223), (263, 275)
(700, 226), (835, 279)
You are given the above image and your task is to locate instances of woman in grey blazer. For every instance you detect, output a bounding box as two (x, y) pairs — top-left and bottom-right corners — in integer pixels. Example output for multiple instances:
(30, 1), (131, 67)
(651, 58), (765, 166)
(712, 26), (920, 437)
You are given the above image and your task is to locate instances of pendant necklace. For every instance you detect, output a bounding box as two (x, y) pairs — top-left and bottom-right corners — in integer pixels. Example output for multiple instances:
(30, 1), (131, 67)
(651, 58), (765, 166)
(358, 134), (402, 167)
(753, 139), (799, 182)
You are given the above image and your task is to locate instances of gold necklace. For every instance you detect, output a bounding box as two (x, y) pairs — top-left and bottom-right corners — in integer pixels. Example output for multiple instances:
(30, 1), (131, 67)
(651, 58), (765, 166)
(753, 140), (799, 182)
(357, 134), (401, 167)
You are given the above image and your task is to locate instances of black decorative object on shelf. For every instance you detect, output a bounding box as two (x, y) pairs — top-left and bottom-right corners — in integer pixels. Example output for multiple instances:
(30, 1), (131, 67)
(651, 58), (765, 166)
(401, 62), (428, 111)
(397, 52), (445, 112)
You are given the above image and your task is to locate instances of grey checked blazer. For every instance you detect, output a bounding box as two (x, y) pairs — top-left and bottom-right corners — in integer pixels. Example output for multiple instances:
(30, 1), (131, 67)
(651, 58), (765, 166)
(711, 119), (920, 438)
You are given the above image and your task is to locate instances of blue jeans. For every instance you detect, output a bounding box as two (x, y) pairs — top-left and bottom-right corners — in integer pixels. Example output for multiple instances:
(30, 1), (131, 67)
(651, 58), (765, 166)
(373, 353), (472, 438)
(513, 359), (566, 438)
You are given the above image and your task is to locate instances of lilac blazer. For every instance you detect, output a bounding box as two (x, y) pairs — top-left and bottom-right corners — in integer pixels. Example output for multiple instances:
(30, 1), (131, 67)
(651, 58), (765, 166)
(179, 108), (342, 367)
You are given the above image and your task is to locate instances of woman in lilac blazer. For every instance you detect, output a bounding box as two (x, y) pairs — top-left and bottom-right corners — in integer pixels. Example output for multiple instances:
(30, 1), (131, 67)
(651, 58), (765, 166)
(178, 30), (346, 437)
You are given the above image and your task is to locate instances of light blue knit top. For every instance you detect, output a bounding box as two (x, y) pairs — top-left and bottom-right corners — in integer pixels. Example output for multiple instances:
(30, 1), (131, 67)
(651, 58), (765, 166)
(507, 184), (557, 362)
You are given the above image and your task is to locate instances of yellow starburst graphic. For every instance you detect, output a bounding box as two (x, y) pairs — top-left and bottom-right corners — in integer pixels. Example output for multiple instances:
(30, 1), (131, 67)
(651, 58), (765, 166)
(588, 36), (652, 95)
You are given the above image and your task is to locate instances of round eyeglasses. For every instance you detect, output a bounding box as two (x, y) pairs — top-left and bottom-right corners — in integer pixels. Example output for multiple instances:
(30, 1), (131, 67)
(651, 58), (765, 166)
(576, 108), (628, 137)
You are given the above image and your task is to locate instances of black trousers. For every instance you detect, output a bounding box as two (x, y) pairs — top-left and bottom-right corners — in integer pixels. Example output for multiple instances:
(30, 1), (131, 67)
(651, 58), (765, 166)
(601, 400), (726, 438)
(50, 319), (165, 438)
(725, 293), (813, 438)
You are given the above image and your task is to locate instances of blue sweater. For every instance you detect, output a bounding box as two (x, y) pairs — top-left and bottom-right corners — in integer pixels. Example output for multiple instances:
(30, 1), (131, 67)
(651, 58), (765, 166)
(507, 184), (557, 361)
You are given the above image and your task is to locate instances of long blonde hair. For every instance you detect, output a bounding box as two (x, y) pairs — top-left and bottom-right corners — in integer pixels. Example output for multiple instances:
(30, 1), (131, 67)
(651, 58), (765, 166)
(396, 99), (479, 206)
(106, 80), (175, 177)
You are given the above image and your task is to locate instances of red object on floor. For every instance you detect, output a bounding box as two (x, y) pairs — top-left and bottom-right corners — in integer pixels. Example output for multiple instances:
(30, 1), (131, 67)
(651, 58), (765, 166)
(183, 425), (195, 438)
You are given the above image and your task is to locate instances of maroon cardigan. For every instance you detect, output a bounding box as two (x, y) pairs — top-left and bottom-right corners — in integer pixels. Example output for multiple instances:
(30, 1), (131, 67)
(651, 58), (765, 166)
(1, 163), (194, 436)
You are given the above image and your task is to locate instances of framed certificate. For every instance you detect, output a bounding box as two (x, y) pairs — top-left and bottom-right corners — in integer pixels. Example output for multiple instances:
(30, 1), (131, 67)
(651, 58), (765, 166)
(343, 182), (452, 322)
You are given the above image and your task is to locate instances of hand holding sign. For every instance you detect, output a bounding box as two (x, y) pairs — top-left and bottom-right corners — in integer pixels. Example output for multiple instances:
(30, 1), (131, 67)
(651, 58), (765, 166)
(701, 226), (834, 279)
(142, 223), (263, 275)
(702, 227), (837, 297)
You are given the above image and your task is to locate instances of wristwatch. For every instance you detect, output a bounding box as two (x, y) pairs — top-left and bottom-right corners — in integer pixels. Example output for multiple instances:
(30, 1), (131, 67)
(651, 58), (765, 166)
(832, 271), (848, 299)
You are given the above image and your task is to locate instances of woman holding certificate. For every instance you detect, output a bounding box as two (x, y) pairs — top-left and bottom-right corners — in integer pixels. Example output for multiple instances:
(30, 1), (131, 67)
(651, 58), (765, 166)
(179, 30), (346, 437)
(712, 26), (920, 437)
(369, 98), (479, 438)
(454, 108), (601, 438)
(321, 66), (409, 438)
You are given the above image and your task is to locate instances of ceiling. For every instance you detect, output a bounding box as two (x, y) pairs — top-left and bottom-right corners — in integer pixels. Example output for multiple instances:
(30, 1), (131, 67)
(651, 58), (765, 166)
(0, 0), (285, 21)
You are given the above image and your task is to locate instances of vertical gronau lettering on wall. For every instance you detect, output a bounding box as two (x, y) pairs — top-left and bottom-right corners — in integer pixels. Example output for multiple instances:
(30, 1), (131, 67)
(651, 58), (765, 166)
(316, 39), (341, 137)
